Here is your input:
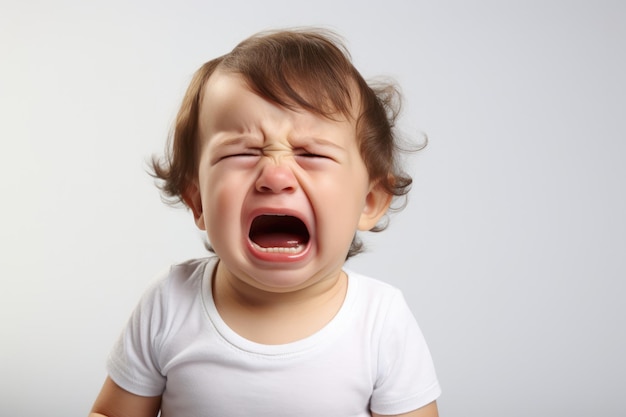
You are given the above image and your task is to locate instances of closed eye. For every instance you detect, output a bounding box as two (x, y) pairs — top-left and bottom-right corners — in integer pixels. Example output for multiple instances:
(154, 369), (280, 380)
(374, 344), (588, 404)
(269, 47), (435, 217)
(296, 152), (328, 159)
(219, 151), (261, 161)
(294, 148), (334, 160)
(223, 153), (259, 158)
(294, 151), (337, 168)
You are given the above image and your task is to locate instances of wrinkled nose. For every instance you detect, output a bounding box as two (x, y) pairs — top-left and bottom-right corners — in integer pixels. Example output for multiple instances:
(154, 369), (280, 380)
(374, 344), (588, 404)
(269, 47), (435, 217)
(255, 161), (298, 193)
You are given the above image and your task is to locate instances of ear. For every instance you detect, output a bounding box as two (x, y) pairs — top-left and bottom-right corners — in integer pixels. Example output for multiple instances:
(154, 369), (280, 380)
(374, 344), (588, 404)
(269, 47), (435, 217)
(358, 182), (393, 231)
(182, 182), (206, 231)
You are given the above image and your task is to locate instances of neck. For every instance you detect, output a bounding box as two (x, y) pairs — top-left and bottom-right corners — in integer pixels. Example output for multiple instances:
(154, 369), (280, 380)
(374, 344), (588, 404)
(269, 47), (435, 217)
(211, 261), (349, 344)
(214, 260), (346, 310)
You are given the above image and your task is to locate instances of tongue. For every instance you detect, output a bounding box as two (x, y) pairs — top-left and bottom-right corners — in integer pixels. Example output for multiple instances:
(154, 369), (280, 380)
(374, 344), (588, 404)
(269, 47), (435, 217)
(252, 232), (303, 248)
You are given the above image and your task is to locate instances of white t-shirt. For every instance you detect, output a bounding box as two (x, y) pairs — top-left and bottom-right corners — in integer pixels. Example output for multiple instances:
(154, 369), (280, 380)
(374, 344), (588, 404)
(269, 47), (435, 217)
(107, 257), (441, 416)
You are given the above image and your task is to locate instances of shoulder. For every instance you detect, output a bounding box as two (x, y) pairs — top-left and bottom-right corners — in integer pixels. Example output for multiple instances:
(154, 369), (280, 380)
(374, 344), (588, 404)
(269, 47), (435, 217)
(133, 257), (217, 323)
(344, 269), (441, 414)
(344, 269), (419, 341)
(344, 269), (432, 359)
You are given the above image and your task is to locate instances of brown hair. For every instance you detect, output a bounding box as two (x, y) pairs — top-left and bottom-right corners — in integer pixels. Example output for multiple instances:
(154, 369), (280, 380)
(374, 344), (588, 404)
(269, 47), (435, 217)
(151, 29), (414, 258)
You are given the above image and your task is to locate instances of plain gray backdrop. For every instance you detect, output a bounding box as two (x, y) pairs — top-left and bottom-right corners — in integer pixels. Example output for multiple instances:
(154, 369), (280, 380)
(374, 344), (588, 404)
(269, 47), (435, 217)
(1, 0), (624, 415)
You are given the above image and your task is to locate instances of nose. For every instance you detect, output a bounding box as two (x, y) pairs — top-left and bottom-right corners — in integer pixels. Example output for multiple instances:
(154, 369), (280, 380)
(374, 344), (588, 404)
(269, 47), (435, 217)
(255, 160), (298, 194)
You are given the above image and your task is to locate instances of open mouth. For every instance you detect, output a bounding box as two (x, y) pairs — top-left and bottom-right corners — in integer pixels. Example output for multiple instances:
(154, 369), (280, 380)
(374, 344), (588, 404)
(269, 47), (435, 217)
(249, 214), (310, 254)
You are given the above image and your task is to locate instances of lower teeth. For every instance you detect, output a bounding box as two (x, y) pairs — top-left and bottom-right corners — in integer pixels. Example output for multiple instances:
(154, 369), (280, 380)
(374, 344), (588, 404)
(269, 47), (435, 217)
(253, 243), (304, 254)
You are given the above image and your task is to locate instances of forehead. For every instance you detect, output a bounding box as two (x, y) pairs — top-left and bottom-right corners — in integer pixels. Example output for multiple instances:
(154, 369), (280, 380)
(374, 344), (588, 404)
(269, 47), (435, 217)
(199, 70), (250, 126)
(198, 70), (358, 140)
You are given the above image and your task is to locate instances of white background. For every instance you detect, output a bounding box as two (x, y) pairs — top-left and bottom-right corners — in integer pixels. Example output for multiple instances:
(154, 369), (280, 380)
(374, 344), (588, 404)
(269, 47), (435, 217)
(1, 1), (625, 415)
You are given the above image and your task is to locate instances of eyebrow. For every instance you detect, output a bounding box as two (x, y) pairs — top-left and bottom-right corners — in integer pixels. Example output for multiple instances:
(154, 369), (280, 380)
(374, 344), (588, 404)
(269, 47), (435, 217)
(210, 136), (259, 149)
(293, 136), (346, 151)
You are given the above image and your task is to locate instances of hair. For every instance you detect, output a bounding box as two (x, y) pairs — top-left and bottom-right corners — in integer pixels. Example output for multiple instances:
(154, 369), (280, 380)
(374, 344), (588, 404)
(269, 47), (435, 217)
(151, 28), (416, 258)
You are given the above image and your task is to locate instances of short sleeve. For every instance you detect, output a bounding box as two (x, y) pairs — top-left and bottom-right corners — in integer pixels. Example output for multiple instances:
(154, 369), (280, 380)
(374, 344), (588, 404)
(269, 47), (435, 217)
(106, 276), (169, 397)
(370, 291), (441, 415)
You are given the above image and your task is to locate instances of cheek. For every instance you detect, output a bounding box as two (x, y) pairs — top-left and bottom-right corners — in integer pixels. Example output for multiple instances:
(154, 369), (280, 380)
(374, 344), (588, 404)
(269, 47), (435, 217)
(313, 169), (370, 227)
(330, 166), (370, 207)
(201, 173), (246, 237)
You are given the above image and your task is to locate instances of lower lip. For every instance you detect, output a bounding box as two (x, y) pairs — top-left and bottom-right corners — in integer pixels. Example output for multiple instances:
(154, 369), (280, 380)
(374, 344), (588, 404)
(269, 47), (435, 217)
(246, 239), (312, 263)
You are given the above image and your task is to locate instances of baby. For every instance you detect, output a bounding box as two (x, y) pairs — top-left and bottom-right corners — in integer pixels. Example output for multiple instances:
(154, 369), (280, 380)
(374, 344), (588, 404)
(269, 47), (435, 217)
(89, 29), (441, 417)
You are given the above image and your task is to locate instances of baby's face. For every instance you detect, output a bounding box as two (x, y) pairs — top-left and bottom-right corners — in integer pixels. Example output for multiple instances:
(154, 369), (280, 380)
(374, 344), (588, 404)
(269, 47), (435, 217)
(185, 70), (386, 292)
